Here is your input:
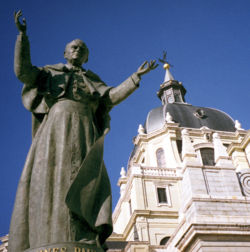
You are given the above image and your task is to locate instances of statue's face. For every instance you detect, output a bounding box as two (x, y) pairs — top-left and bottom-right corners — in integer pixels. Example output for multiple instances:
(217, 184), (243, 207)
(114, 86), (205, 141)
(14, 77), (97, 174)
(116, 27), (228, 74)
(64, 40), (88, 66)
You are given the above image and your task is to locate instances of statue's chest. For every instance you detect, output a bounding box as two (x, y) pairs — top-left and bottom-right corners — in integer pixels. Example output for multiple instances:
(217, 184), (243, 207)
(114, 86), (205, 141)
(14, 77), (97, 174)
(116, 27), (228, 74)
(50, 72), (91, 101)
(68, 72), (91, 100)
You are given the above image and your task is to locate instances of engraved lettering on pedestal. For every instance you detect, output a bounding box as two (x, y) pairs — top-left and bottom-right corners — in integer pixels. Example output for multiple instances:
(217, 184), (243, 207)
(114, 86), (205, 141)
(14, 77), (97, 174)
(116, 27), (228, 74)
(74, 248), (96, 252)
(37, 248), (68, 252)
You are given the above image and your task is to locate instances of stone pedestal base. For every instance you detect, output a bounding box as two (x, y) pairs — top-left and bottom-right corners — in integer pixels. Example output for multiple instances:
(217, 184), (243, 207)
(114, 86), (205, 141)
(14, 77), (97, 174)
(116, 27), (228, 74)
(24, 242), (104, 252)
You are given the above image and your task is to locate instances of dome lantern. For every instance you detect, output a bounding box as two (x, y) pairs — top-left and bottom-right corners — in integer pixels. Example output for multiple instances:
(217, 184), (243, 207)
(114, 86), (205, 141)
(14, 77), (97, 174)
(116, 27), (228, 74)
(157, 55), (186, 105)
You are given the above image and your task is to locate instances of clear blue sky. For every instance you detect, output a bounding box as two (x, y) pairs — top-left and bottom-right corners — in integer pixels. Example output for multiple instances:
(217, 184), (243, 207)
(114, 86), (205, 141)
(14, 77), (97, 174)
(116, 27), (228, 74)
(1, 0), (249, 237)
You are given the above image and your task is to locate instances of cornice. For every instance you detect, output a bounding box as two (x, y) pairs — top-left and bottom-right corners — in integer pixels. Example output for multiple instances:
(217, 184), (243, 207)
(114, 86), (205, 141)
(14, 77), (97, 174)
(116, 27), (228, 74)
(114, 209), (179, 241)
(228, 130), (250, 155)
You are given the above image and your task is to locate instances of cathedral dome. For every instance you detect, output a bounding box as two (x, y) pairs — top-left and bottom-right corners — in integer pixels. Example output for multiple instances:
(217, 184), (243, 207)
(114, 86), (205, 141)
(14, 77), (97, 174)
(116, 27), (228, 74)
(145, 103), (236, 133)
(144, 62), (236, 133)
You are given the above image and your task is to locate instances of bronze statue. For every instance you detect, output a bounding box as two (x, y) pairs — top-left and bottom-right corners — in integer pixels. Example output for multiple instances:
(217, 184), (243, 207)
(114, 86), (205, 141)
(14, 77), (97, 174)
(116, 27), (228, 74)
(9, 10), (157, 252)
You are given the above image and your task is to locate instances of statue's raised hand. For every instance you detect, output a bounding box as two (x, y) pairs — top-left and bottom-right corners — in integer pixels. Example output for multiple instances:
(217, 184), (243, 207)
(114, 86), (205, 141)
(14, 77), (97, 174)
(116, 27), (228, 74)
(136, 60), (158, 77)
(14, 10), (27, 34)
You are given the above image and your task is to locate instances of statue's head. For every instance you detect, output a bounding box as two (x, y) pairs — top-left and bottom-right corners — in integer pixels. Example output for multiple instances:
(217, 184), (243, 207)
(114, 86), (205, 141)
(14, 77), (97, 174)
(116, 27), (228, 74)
(64, 39), (89, 66)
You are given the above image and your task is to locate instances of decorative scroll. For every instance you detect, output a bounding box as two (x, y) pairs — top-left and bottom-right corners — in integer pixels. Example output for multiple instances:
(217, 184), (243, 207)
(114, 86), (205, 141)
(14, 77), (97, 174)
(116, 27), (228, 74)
(238, 170), (250, 196)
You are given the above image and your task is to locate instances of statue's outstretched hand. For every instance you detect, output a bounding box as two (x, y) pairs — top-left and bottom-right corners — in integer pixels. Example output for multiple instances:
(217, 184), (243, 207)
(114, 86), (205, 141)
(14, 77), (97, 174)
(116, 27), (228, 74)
(14, 10), (27, 34)
(136, 60), (158, 77)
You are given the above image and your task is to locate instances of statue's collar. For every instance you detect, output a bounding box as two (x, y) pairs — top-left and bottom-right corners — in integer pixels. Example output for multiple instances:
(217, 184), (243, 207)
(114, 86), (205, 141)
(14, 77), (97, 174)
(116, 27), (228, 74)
(64, 64), (86, 73)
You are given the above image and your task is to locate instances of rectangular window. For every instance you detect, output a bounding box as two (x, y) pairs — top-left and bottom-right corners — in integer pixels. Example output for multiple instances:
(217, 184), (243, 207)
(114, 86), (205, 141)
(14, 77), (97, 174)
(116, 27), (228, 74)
(157, 187), (168, 204)
(200, 148), (215, 166)
(176, 140), (182, 160)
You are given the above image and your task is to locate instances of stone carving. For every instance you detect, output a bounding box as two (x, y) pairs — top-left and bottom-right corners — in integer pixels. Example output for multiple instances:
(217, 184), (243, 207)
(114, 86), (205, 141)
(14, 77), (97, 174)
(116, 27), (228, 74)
(165, 112), (174, 123)
(138, 124), (145, 135)
(120, 167), (126, 178)
(9, 10), (157, 252)
(238, 170), (250, 196)
(194, 108), (206, 119)
(235, 120), (244, 130)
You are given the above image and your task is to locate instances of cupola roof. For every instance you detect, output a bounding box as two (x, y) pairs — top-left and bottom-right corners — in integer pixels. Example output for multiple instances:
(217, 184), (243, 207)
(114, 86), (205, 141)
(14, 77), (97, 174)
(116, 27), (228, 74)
(144, 61), (236, 133)
(145, 103), (236, 133)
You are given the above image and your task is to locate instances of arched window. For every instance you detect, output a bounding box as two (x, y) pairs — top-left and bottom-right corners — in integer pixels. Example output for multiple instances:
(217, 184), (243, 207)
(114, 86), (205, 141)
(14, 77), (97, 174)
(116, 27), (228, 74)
(160, 236), (170, 245)
(156, 148), (166, 167)
(200, 148), (215, 166)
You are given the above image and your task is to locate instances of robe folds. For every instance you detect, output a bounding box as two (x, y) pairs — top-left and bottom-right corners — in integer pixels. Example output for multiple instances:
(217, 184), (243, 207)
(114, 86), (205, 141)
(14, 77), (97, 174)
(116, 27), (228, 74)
(9, 34), (140, 252)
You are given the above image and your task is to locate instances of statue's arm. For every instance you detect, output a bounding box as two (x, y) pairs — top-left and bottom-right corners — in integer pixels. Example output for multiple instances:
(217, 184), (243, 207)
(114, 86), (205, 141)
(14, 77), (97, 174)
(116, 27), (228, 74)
(14, 33), (40, 85)
(108, 60), (158, 105)
(14, 10), (40, 85)
(108, 73), (140, 105)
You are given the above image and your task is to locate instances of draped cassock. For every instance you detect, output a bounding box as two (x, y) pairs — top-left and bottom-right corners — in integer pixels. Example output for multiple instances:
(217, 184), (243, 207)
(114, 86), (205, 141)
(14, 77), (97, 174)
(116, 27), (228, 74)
(9, 34), (140, 252)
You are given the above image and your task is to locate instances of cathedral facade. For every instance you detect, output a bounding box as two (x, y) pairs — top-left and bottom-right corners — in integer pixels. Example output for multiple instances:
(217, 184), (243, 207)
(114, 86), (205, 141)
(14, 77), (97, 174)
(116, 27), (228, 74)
(108, 64), (250, 251)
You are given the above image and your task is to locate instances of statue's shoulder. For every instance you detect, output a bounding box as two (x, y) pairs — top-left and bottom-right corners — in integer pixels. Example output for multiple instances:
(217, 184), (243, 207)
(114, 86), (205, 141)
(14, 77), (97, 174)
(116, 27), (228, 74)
(85, 69), (103, 82)
(41, 63), (66, 73)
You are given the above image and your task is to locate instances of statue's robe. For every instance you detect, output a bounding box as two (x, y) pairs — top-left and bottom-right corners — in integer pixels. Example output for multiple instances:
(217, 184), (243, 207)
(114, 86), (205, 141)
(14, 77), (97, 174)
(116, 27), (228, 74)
(9, 34), (140, 252)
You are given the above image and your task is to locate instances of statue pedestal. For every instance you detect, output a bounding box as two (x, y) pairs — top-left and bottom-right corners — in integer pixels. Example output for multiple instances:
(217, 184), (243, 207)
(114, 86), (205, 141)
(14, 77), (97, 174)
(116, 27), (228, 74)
(24, 242), (104, 252)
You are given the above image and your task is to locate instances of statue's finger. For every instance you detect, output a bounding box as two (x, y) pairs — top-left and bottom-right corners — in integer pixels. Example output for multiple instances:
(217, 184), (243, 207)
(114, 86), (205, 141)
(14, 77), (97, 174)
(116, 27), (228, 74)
(153, 62), (159, 67)
(14, 11), (17, 22)
(149, 60), (156, 68)
(17, 10), (22, 17)
(149, 59), (158, 69)
(15, 11), (22, 23)
(152, 63), (159, 69)
(14, 12), (20, 24)
(14, 10), (19, 18)
(140, 61), (148, 69)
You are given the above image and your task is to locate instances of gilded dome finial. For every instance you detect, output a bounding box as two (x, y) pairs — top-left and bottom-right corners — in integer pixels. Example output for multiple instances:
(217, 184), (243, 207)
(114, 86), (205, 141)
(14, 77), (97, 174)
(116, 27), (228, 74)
(158, 50), (174, 82)
(158, 50), (173, 70)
